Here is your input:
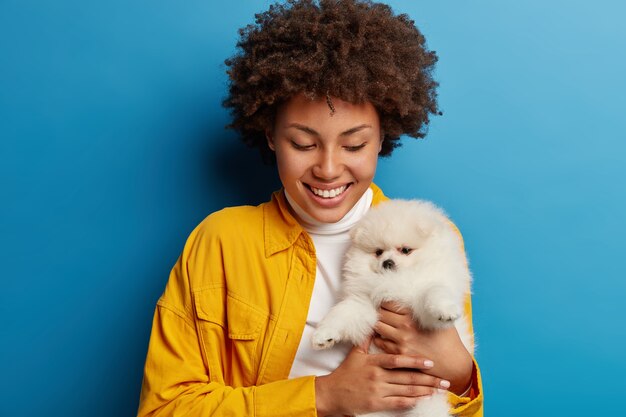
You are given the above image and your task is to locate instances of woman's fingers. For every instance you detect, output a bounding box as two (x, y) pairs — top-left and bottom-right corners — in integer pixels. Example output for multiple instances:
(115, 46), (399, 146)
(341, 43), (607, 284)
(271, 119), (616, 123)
(378, 302), (415, 329)
(371, 352), (434, 371)
(372, 333), (400, 354)
(379, 301), (408, 314)
(384, 368), (451, 391)
(374, 317), (420, 353)
(371, 358), (449, 400)
(369, 352), (450, 395)
(374, 319), (400, 339)
(316, 345), (452, 416)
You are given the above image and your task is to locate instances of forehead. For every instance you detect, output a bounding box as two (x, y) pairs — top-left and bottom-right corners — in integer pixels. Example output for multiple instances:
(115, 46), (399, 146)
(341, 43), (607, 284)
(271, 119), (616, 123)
(275, 93), (380, 132)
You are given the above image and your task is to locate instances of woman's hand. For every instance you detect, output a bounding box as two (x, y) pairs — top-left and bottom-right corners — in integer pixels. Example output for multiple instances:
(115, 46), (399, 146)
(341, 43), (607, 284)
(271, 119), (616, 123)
(315, 340), (449, 417)
(372, 302), (474, 396)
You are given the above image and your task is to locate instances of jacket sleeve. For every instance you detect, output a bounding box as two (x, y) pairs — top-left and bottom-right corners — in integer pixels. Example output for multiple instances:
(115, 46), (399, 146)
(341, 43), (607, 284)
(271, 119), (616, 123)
(446, 294), (484, 416)
(447, 221), (484, 416)
(136, 302), (318, 417)
(136, 217), (319, 417)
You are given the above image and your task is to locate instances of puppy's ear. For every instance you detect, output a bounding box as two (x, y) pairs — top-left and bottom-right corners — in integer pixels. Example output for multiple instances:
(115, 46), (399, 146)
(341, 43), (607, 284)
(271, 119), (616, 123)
(414, 222), (431, 240)
(349, 222), (365, 243)
(350, 220), (382, 251)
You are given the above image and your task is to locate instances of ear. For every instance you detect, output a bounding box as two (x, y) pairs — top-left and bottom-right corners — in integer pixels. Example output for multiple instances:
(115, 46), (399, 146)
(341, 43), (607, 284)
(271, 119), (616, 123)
(349, 222), (364, 243)
(414, 222), (432, 240)
(266, 128), (276, 151)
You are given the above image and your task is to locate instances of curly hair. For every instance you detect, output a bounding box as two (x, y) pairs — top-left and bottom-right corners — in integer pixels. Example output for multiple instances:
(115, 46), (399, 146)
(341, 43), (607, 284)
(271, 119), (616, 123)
(223, 0), (440, 162)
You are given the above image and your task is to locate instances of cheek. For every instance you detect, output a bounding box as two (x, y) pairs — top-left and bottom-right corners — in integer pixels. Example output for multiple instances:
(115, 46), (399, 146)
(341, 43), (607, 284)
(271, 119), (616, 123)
(275, 149), (304, 178)
(398, 255), (417, 269)
(395, 256), (407, 267)
(351, 153), (379, 179)
(371, 258), (382, 272)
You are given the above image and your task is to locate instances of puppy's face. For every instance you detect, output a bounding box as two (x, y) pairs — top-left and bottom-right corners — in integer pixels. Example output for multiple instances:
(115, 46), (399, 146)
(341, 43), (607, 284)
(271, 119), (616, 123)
(371, 244), (419, 273)
(350, 215), (430, 275)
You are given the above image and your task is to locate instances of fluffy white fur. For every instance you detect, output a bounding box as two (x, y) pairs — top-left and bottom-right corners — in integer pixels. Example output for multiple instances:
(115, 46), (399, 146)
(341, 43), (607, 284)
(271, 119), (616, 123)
(311, 199), (474, 417)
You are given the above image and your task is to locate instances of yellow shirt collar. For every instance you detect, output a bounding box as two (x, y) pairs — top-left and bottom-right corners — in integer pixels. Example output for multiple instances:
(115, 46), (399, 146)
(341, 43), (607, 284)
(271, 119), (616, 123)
(262, 183), (387, 257)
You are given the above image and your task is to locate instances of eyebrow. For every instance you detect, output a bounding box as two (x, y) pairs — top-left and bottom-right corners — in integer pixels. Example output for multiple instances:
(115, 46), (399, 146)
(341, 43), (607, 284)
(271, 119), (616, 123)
(286, 123), (372, 137)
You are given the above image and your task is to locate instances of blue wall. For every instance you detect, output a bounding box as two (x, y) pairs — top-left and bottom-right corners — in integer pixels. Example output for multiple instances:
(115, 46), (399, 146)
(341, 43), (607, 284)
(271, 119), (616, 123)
(1, 1), (624, 415)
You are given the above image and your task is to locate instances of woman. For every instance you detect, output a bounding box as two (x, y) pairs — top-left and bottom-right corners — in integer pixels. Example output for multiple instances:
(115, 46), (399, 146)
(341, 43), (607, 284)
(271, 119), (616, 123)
(137, 1), (483, 416)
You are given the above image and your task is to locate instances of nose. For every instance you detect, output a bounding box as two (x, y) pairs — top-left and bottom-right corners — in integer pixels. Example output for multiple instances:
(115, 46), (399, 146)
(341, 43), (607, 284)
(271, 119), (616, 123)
(382, 259), (395, 270)
(312, 148), (342, 180)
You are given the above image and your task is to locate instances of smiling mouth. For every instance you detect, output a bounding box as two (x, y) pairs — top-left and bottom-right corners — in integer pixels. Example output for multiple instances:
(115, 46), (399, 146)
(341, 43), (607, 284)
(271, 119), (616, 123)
(307, 184), (349, 199)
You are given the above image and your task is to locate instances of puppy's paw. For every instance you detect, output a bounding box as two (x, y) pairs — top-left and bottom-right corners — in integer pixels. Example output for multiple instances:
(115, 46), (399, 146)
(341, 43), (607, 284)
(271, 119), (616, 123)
(425, 300), (461, 325)
(311, 327), (341, 350)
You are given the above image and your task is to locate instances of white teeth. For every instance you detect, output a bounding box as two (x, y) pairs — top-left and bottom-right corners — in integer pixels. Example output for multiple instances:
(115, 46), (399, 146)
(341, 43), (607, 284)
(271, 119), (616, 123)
(311, 185), (347, 199)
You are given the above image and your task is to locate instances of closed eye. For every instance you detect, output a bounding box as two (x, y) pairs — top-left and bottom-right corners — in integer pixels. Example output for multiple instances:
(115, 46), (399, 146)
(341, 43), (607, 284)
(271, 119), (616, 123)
(290, 140), (315, 151)
(344, 143), (367, 152)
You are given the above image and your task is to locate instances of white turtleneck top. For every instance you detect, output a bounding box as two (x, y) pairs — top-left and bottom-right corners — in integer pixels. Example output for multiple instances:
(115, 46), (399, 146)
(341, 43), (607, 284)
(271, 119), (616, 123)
(285, 188), (373, 378)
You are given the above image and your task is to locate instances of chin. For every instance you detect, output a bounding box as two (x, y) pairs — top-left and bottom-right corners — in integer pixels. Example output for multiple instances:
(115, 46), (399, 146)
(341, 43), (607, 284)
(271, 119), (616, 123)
(311, 199), (475, 417)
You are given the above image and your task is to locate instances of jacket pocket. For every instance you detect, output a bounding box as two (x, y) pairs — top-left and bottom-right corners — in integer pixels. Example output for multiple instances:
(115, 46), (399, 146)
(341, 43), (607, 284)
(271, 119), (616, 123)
(193, 287), (269, 386)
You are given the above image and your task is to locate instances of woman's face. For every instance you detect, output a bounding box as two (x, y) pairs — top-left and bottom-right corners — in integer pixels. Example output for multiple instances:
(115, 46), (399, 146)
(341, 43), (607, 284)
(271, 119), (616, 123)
(267, 94), (382, 223)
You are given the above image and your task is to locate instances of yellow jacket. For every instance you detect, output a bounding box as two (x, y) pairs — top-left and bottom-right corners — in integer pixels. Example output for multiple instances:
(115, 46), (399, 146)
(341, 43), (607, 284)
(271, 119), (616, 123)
(137, 184), (483, 416)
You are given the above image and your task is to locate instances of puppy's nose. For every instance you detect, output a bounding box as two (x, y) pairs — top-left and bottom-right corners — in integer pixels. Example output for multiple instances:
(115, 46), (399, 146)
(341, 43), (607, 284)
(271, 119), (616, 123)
(382, 259), (395, 270)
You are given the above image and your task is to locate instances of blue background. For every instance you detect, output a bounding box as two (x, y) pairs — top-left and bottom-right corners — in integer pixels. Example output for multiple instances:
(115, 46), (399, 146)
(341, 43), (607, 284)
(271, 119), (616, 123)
(1, 0), (625, 415)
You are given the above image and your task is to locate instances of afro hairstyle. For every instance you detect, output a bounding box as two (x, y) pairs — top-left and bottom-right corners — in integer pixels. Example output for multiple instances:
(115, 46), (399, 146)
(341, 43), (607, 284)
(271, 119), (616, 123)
(223, 0), (440, 163)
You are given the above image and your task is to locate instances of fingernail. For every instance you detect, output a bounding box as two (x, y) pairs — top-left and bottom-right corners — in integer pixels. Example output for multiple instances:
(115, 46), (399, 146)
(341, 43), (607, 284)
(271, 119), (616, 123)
(424, 360), (434, 368)
(440, 380), (450, 389)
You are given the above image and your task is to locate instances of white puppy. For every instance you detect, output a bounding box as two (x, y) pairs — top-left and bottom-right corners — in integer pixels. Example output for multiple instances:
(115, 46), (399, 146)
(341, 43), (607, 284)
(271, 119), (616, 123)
(311, 199), (474, 417)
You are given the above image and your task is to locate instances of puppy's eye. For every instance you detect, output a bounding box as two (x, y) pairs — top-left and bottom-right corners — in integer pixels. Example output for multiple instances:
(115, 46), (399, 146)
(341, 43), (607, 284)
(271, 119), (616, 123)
(375, 249), (384, 257)
(400, 247), (413, 255)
